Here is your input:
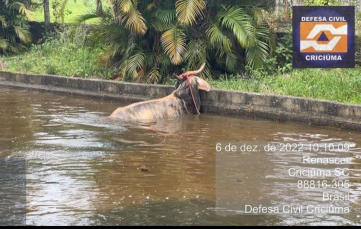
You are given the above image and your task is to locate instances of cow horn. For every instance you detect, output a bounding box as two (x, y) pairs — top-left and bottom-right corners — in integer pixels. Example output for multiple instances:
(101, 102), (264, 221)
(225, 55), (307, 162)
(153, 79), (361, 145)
(173, 73), (183, 81)
(182, 63), (206, 77)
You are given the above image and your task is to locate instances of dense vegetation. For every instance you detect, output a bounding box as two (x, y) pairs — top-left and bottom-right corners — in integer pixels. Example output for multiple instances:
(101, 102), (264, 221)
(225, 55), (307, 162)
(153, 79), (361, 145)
(1, 0), (361, 104)
(73, 0), (275, 83)
(0, 0), (32, 53)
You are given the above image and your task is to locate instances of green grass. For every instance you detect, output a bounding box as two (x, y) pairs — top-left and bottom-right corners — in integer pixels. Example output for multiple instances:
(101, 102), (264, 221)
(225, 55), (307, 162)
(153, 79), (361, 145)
(2, 27), (113, 79)
(210, 68), (361, 104)
(31, 0), (109, 23)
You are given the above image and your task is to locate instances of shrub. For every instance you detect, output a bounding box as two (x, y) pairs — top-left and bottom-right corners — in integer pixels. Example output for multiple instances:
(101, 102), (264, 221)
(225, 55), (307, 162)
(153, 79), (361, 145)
(0, 0), (32, 53)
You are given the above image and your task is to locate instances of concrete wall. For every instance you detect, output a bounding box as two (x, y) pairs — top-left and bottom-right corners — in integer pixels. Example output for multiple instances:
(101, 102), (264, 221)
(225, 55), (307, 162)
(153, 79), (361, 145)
(0, 71), (360, 131)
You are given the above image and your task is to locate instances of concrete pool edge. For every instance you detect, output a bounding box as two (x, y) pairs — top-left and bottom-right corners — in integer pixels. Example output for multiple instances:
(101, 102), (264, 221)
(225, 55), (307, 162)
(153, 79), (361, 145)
(0, 71), (360, 131)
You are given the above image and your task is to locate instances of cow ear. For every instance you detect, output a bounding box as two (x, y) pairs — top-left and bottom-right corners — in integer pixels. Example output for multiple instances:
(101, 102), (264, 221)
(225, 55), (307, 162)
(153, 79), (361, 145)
(196, 77), (211, 92)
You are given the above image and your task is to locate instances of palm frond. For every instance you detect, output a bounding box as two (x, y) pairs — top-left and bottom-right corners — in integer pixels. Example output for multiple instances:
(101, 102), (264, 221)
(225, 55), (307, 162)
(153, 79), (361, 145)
(0, 38), (8, 50)
(118, 0), (133, 13)
(0, 1), (33, 53)
(160, 25), (186, 65)
(225, 52), (238, 71)
(184, 40), (206, 67)
(147, 67), (160, 83)
(247, 25), (271, 69)
(176, 0), (205, 25)
(75, 13), (102, 25)
(124, 50), (145, 78)
(8, 1), (33, 19)
(246, 24), (271, 69)
(13, 25), (32, 43)
(120, 2), (147, 34)
(219, 5), (256, 48)
(206, 23), (232, 55)
(152, 9), (176, 32)
(158, 52), (172, 74)
(184, 40), (213, 79)
(246, 36), (269, 69)
(0, 15), (7, 27)
(9, 45), (19, 52)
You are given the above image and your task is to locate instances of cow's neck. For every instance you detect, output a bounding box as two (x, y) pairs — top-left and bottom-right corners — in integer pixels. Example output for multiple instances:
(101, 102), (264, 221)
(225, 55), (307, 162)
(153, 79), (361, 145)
(173, 85), (201, 114)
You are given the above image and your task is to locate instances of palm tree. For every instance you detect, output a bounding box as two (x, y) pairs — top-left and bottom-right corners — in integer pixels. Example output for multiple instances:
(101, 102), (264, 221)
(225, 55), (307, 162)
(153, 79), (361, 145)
(78, 0), (274, 83)
(0, 0), (32, 53)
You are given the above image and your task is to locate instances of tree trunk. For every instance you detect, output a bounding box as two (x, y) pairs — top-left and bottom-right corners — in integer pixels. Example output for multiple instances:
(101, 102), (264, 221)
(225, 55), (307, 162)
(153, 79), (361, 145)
(113, 0), (121, 24)
(43, 0), (50, 29)
(96, 0), (103, 16)
(284, 0), (288, 19)
(275, 0), (280, 18)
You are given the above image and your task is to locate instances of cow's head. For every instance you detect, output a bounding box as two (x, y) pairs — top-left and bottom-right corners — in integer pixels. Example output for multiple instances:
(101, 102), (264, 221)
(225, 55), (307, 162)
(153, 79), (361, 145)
(173, 63), (211, 114)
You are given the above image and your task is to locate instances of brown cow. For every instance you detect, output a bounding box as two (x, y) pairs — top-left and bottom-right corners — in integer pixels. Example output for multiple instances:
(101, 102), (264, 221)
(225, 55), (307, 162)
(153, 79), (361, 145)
(108, 64), (210, 120)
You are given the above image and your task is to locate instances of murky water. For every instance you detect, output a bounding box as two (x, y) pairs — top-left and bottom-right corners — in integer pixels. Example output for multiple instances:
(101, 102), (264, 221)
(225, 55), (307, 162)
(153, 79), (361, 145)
(0, 86), (360, 226)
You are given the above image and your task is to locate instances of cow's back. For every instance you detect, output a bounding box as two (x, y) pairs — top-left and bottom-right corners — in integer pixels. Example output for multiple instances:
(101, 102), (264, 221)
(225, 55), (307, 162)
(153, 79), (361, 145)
(108, 94), (187, 120)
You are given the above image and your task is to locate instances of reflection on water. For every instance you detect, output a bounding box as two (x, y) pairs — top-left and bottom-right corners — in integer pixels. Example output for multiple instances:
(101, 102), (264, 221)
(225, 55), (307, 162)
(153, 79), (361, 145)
(0, 86), (360, 226)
